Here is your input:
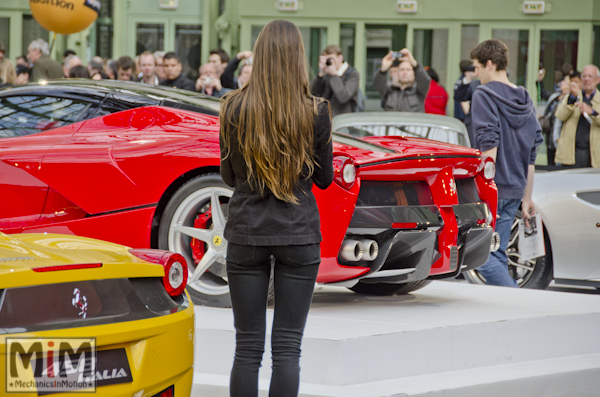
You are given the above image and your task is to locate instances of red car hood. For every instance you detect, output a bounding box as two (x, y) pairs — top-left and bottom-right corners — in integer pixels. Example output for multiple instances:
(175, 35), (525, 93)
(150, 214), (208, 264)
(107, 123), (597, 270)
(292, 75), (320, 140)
(332, 133), (481, 166)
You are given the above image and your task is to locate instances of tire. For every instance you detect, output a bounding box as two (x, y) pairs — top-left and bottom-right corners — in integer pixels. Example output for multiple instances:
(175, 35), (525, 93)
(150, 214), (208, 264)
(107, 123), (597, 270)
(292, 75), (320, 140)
(349, 280), (432, 296)
(158, 174), (234, 307)
(158, 173), (275, 307)
(463, 210), (553, 289)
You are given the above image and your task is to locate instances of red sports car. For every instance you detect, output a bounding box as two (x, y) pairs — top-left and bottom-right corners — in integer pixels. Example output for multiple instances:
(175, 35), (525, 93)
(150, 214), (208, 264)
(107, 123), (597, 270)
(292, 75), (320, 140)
(0, 80), (498, 307)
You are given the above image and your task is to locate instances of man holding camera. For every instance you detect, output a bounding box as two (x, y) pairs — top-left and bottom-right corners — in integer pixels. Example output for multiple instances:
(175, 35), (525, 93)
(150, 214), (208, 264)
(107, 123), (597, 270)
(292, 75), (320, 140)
(374, 48), (431, 112)
(311, 45), (360, 117)
(195, 63), (231, 98)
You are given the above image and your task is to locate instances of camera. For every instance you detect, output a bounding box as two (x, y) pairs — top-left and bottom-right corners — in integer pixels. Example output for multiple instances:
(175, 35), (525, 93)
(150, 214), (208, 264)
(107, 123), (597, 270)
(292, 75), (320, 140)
(392, 51), (405, 60)
(325, 59), (333, 66)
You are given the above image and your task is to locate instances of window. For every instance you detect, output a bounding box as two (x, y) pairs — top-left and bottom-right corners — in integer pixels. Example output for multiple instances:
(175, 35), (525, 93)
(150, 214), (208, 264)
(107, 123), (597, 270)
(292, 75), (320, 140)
(300, 27), (327, 77)
(413, 29), (449, 87)
(22, 15), (49, 56)
(0, 18), (9, 58)
(0, 96), (91, 138)
(340, 24), (356, 67)
(461, 25), (479, 63)
(175, 24), (202, 81)
(539, 30), (578, 101)
(365, 25), (407, 99)
(594, 26), (600, 70)
(338, 124), (467, 147)
(96, 0), (113, 59)
(492, 29), (529, 86)
(136, 24), (164, 55)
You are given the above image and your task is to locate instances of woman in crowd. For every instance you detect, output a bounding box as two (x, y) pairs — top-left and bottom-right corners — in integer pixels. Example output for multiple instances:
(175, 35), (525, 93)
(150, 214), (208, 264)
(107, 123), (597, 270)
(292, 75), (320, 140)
(0, 58), (16, 88)
(219, 19), (333, 397)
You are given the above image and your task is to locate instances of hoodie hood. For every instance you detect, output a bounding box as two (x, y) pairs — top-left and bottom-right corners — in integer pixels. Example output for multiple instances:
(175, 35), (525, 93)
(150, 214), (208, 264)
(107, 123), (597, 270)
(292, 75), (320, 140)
(476, 82), (534, 129)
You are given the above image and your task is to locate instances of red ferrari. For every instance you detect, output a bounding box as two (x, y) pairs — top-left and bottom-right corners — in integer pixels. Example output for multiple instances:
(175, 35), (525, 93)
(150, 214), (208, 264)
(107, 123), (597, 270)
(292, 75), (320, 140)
(0, 80), (498, 306)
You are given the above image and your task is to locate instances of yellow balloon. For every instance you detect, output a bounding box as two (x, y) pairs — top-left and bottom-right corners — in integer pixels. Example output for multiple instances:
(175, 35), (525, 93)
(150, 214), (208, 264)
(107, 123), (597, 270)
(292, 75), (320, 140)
(29, 0), (100, 35)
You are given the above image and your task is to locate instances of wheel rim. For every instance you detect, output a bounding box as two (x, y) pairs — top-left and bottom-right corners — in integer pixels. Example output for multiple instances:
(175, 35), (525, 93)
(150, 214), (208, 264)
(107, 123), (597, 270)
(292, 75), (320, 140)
(466, 213), (538, 287)
(167, 186), (233, 296)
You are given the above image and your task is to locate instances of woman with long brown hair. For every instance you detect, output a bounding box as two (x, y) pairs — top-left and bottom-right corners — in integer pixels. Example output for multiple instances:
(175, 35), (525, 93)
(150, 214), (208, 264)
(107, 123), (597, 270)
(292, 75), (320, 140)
(220, 19), (333, 397)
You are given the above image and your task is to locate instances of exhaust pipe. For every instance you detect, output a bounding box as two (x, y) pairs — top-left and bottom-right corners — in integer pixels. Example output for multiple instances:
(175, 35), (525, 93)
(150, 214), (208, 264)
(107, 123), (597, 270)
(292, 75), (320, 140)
(340, 240), (363, 261)
(490, 232), (500, 252)
(360, 240), (379, 261)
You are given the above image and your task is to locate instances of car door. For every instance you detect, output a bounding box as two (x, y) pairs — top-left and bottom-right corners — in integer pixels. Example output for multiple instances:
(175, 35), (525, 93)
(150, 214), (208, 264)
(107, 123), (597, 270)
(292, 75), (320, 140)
(0, 94), (100, 233)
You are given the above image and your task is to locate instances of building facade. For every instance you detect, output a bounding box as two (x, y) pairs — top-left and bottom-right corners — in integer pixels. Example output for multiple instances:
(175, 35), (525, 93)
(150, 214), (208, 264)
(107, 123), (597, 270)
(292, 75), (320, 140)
(2, 0), (600, 112)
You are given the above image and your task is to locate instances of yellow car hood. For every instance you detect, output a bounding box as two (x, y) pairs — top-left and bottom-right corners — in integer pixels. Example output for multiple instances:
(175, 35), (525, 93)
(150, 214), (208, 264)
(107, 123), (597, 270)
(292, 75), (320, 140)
(0, 233), (164, 289)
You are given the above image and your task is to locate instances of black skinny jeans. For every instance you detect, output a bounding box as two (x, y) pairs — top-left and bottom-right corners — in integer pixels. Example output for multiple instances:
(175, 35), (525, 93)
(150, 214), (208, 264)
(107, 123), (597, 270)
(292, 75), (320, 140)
(226, 242), (320, 397)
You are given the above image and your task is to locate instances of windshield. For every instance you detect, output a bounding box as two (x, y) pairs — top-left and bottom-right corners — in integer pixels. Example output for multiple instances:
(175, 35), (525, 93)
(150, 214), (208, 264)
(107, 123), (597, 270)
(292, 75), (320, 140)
(336, 124), (468, 147)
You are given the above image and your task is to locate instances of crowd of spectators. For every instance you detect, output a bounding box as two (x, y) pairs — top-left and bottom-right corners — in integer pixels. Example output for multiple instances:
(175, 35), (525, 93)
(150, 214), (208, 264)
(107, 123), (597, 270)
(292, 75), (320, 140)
(0, 39), (252, 99)
(0, 37), (454, 117)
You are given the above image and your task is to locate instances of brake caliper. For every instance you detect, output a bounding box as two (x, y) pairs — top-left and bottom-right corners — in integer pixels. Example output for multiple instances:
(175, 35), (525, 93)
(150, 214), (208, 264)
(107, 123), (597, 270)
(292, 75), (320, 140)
(191, 208), (211, 264)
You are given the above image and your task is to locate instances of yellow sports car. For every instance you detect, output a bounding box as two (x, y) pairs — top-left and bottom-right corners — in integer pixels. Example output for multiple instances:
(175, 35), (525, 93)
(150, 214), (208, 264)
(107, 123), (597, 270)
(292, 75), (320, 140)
(0, 232), (194, 397)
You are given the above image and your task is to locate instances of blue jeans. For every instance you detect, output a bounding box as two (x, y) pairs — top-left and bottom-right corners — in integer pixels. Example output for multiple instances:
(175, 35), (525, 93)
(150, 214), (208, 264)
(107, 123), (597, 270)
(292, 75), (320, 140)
(477, 198), (520, 287)
(226, 243), (320, 397)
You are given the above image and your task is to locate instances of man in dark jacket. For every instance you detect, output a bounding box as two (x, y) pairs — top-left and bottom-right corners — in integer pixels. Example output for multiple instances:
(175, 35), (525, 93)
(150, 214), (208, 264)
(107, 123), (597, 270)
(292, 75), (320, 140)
(373, 48), (430, 112)
(471, 39), (543, 288)
(454, 65), (480, 146)
(160, 52), (195, 92)
(221, 51), (253, 89)
(311, 45), (360, 117)
(27, 39), (63, 81)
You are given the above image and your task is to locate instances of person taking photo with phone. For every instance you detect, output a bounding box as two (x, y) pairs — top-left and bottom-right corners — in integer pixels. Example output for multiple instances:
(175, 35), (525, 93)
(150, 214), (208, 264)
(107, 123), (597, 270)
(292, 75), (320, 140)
(554, 64), (600, 168)
(220, 19), (334, 397)
(196, 62), (231, 97)
(311, 45), (360, 116)
(374, 48), (431, 112)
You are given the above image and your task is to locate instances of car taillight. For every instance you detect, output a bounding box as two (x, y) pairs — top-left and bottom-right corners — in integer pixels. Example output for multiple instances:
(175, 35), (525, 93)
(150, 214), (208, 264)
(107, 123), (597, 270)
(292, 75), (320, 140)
(333, 155), (357, 189)
(480, 156), (496, 182)
(32, 263), (102, 272)
(129, 249), (188, 297)
(151, 386), (174, 397)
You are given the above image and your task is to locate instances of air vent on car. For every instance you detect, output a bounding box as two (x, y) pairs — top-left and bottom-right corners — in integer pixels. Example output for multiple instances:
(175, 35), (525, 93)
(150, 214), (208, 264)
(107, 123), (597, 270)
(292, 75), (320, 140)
(576, 191), (600, 205)
(357, 181), (434, 206)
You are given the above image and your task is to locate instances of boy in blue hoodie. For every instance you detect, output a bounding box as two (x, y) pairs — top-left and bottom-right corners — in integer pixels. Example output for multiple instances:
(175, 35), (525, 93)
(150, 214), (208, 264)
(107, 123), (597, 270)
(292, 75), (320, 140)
(471, 39), (543, 287)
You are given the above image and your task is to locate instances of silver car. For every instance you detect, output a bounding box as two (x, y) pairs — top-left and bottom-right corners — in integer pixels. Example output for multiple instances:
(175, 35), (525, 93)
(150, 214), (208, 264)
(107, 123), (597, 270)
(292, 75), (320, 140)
(333, 111), (471, 147)
(465, 168), (600, 289)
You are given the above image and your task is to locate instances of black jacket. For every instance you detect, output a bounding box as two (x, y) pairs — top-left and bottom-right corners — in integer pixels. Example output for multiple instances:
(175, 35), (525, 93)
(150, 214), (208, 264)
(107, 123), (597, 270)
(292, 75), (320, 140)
(373, 63), (431, 112)
(311, 66), (360, 117)
(161, 74), (195, 92)
(221, 57), (241, 89)
(220, 101), (334, 246)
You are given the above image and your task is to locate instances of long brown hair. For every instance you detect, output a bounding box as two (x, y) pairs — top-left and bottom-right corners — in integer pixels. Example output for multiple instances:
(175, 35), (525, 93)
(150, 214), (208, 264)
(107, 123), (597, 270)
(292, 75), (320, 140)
(220, 19), (325, 204)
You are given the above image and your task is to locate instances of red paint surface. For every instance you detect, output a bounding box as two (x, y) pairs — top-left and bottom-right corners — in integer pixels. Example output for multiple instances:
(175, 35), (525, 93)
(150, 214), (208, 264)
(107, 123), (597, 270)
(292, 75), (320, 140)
(2, 105), (497, 284)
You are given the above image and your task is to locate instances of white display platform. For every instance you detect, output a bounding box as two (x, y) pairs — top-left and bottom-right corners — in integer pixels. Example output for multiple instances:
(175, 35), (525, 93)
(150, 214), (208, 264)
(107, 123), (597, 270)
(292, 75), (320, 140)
(191, 281), (600, 397)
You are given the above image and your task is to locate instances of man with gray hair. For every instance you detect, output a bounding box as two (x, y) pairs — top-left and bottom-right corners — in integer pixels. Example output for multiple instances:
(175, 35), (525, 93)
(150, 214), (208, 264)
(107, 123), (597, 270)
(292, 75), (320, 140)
(27, 39), (63, 81)
(62, 54), (81, 78)
(555, 64), (600, 168)
(88, 56), (107, 80)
